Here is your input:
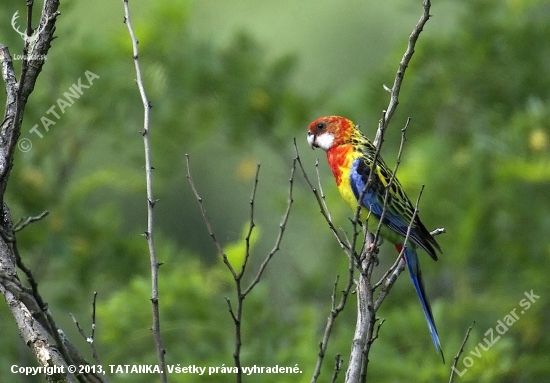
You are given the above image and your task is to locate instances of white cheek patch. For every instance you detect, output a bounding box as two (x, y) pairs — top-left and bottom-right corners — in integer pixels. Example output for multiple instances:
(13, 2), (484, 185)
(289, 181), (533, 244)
(315, 132), (335, 151)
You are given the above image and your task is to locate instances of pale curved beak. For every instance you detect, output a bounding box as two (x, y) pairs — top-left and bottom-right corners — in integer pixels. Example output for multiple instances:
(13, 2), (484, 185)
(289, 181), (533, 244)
(307, 132), (316, 149)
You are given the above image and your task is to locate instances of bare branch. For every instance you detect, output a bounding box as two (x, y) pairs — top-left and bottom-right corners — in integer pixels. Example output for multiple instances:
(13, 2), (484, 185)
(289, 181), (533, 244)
(70, 292), (105, 371)
(311, 259), (355, 383)
(330, 354), (343, 383)
(431, 227), (446, 237)
(240, 163), (261, 277)
(315, 158), (332, 222)
(13, 210), (49, 232)
(374, 227), (444, 294)
(188, 154), (295, 382)
(375, 0), (432, 145)
(0, 273), (71, 383)
(186, 154), (244, 380)
(449, 323), (475, 383)
(122, 1), (167, 381)
(185, 154), (237, 278)
(11, 227), (106, 383)
(90, 292), (101, 365)
(345, 260), (375, 383)
(370, 318), (386, 343)
(224, 297), (238, 323)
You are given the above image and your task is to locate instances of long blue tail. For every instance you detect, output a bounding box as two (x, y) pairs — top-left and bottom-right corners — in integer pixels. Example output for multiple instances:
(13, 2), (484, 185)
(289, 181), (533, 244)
(402, 245), (445, 362)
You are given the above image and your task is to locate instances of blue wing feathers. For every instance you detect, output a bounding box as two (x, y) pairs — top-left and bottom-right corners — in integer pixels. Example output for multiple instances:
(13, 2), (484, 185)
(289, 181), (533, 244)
(350, 158), (414, 234)
(349, 158), (441, 259)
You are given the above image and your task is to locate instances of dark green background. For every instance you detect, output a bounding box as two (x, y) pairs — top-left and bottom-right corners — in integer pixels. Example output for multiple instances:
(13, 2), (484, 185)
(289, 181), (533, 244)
(0, 0), (548, 381)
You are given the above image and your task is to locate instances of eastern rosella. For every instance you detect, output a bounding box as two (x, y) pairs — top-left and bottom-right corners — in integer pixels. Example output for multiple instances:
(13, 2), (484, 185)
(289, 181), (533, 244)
(307, 115), (444, 361)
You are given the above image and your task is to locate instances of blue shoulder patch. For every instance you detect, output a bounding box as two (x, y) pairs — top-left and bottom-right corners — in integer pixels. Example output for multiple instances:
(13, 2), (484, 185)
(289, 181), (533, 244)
(349, 158), (384, 217)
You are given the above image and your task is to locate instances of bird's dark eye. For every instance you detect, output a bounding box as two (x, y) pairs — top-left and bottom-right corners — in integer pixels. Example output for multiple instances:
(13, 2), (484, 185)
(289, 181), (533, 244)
(316, 122), (326, 132)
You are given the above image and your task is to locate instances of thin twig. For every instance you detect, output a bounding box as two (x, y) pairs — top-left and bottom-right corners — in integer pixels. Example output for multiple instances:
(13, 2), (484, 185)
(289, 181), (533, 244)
(69, 293), (108, 381)
(375, 0), (432, 145)
(315, 158), (332, 222)
(310, 259), (355, 383)
(373, 227), (444, 290)
(431, 227), (446, 237)
(373, 254), (403, 291)
(13, 210), (49, 232)
(186, 155), (242, 380)
(330, 354), (343, 383)
(294, 140), (350, 252)
(369, 318), (386, 343)
(449, 323), (475, 383)
(122, 2), (167, 381)
(185, 155), (237, 278)
(224, 297), (238, 323)
(240, 163), (260, 277)
(90, 292), (101, 365)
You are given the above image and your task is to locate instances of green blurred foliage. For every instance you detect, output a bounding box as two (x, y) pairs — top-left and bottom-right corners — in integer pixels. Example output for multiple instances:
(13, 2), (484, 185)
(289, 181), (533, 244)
(0, 0), (549, 382)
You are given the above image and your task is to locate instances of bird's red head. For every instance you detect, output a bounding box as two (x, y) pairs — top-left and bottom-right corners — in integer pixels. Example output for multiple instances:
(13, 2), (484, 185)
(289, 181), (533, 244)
(307, 116), (355, 151)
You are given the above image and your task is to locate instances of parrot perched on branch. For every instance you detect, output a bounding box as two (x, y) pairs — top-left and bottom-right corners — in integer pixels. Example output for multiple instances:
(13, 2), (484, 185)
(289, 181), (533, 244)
(307, 115), (444, 361)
